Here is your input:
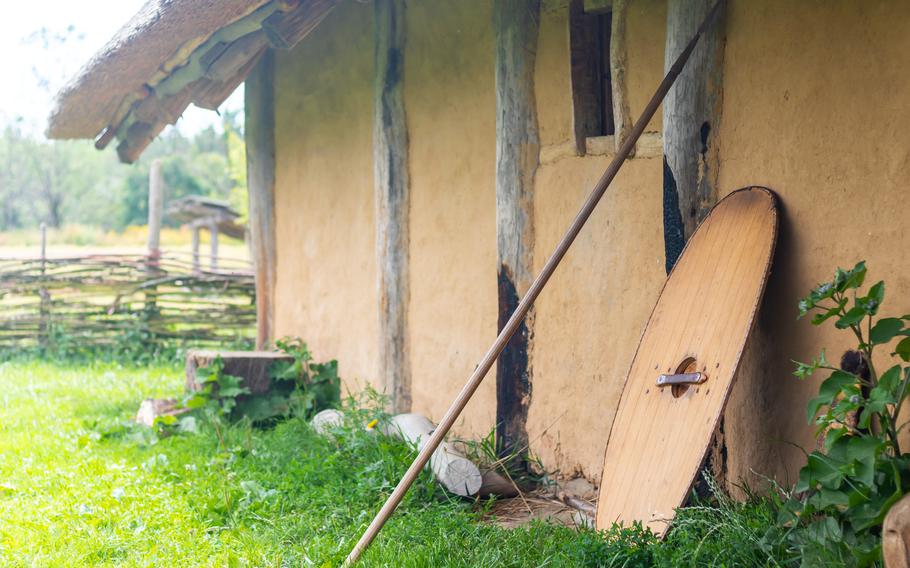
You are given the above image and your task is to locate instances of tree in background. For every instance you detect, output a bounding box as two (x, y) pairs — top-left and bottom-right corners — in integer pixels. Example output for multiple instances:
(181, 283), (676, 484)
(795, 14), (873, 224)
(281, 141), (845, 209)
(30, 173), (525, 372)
(0, 113), (247, 233)
(118, 112), (246, 228)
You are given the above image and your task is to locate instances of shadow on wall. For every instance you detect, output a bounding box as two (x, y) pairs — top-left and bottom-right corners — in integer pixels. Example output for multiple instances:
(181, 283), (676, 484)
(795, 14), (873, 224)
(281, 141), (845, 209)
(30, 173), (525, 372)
(725, 196), (817, 495)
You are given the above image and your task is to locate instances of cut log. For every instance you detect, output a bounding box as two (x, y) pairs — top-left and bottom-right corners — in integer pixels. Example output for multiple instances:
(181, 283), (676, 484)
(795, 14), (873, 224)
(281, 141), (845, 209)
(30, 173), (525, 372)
(884, 493), (910, 568)
(185, 349), (293, 394)
(135, 398), (189, 427)
(383, 413), (483, 497)
(478, 470), (519, 498)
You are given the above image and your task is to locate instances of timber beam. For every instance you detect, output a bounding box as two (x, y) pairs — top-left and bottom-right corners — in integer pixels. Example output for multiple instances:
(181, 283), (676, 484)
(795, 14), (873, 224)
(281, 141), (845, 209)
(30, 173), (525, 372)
(493, 0), (541, 461)
(662, 0), (726, 272)
(373, 0), (411, 413)
(245, 51), (278, 349)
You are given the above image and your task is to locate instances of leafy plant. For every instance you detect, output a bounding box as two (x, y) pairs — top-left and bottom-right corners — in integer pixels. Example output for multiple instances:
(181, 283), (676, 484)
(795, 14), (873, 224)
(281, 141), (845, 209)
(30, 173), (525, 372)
(782, 262), (910, 565)
(183, 355), (251, 419)
(267, 336), (341, 420)
(180, 338), (342, 427)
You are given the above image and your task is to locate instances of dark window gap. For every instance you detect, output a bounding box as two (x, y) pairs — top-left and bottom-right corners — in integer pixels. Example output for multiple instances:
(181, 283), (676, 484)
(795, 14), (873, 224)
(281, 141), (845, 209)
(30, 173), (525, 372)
(570, 0), (615, 154)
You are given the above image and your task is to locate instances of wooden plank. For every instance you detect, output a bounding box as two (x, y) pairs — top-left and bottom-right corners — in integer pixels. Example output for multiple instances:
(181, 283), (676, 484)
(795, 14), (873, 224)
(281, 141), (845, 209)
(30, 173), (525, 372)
(116, 121), (163, 164)
(245, 51), (277, 349)
(262, 0), (336, 50)
(662, 0), (726, 272)
(194, 47), (266, 111)
(493, 0), (540, 459)
(584, 0), (612, 13)
(203, 31), (268, 83)
(596, 187), (777, 536)
(373, 0), (411, 413)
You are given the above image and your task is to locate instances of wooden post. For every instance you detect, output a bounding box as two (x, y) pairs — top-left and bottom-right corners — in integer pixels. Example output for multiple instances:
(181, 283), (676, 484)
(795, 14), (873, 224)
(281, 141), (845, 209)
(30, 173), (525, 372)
(245, 50), (278, 349)
(209, 219), (219, 270)
(39, 223), (47, 269)
(374, 0), (411, 413)
(493, 0), (540, 461)
(662, 0), (725, 273)
(38, 222), (49, 349)
(610, 0), (633, 153)
(147, 159), (164, 264)
(191, 225), (201, 273)
(145, 158), (165, 335)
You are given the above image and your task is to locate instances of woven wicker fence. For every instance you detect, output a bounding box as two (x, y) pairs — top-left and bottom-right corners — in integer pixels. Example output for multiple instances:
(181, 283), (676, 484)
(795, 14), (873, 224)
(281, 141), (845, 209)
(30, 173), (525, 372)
(0, 252), (256, 351)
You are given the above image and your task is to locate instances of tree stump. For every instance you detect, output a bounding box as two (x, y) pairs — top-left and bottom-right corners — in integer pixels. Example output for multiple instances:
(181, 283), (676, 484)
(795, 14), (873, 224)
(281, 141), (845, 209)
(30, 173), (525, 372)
(185, 350), (293, 394)
(884, 494), (910, 567)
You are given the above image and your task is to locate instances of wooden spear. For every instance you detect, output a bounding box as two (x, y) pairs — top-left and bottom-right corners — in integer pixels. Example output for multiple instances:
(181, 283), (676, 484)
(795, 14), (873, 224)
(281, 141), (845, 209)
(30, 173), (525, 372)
(345, 1), (725, 563)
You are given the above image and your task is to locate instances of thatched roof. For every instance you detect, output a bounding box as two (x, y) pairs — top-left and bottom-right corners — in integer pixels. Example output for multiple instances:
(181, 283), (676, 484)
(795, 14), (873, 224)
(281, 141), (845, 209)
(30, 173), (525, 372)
(47, 0), (337, 163)
(47, 0), (269, 140)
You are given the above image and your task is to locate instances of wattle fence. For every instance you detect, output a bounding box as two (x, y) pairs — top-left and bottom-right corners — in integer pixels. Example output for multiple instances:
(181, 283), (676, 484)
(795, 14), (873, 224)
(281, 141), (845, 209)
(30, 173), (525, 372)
(0, 252), (256, 352)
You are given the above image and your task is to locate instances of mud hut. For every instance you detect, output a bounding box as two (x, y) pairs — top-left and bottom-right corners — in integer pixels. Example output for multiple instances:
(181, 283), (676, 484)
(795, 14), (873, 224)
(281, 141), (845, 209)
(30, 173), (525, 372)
(48, 0), (910, 491)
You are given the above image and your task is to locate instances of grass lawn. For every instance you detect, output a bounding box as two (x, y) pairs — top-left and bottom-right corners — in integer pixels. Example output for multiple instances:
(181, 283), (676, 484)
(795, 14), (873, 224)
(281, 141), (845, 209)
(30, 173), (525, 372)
(0, 359), (790, 567)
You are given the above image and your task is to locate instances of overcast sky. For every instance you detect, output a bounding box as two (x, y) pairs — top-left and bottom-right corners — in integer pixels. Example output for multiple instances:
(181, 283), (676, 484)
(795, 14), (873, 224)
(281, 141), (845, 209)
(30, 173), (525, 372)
(0, 0), (241, 138)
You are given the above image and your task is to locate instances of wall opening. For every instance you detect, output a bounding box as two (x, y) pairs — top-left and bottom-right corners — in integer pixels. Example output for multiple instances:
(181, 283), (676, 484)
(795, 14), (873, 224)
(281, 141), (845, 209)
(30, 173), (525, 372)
(570, 0), (614, 155)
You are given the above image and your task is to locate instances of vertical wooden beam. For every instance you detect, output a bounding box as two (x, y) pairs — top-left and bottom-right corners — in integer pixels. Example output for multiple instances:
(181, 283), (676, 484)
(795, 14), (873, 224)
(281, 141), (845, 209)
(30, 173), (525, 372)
(610, 0), (633, 153)
(374, 0), (411, 413)
(662, 0), (725, 273)
(245, 50), (278, 349)
(493, 0), (540, 460)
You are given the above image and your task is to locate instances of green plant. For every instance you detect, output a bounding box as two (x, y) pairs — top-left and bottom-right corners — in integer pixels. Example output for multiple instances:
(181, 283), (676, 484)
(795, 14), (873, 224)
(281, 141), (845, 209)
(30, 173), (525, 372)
(781, 261), (910, 565)
(184, 355), (251, 419)
(268, 336), (341, 420)
(180, 338), (342, 427)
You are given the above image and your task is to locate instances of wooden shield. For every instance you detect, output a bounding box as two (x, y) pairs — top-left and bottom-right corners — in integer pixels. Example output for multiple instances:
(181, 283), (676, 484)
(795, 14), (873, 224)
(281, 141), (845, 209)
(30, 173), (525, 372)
(596, 187), (778, 535)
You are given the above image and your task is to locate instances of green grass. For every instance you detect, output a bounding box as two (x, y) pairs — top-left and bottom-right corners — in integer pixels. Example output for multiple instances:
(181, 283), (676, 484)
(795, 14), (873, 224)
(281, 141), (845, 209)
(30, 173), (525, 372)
(0, 359), (795, 567)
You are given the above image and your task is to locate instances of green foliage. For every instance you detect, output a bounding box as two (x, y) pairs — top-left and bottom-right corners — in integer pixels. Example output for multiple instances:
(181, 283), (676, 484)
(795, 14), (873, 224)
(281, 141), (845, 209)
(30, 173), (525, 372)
(0, 114), (245, 232)
(785, 262), (910, 565)
(269, 336), (342, 420)
(182, 338), (342, 427)
(0, 325), (254, 368)
(0, 359), (795, 567)
(118, 121), (245, 229)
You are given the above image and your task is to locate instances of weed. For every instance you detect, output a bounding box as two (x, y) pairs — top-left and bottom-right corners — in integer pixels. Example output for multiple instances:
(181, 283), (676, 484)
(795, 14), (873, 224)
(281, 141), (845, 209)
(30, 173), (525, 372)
(781, 262), (910, 565)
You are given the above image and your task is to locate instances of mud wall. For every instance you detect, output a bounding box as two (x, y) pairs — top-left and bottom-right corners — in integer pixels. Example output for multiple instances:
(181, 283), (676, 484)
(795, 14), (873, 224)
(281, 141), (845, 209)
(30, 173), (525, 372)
(270, 0), (910, 487)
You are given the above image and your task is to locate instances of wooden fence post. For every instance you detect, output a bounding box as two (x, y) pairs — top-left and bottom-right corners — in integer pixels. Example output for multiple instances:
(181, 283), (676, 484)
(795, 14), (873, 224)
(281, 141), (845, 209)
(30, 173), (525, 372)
(493, 0), (540, 461)
(38, 222), (49, 348)
(209, 220), (219, 271)
(145, 159), (164, 335)
(147, 159), (164, 264)
(191, 225), (201, 273)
